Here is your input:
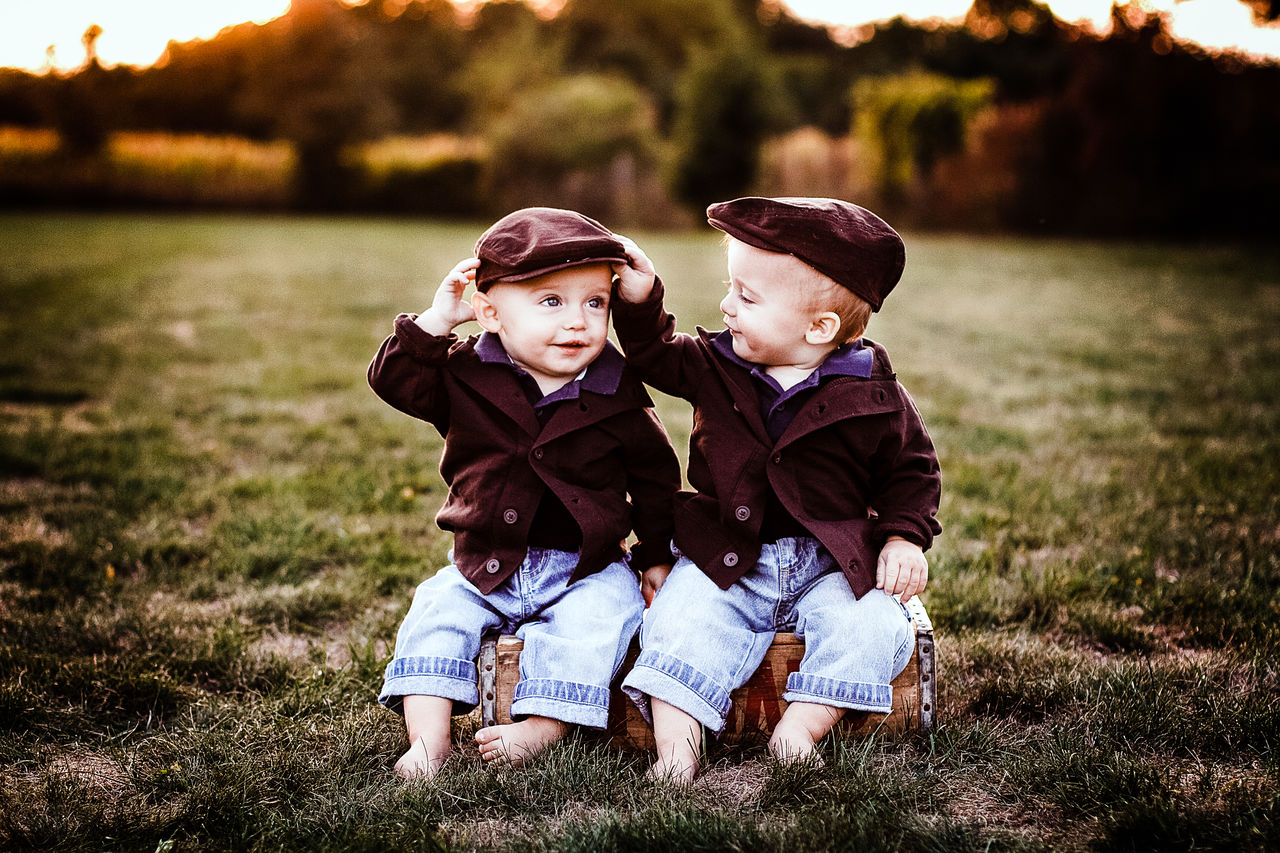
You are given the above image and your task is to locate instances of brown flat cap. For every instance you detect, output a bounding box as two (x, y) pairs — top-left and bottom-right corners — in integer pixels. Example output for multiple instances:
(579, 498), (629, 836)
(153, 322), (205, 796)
(474, 207), (626, 292)
(706, 197), (905, 311)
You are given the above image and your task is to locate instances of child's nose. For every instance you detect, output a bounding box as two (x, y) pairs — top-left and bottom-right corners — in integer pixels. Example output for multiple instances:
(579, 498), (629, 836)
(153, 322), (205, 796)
(719, 293), (735, 316)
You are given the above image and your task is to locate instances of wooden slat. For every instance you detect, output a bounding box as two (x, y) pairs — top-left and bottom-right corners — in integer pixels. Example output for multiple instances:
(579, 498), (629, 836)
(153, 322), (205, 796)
(479, 599), (937, 750)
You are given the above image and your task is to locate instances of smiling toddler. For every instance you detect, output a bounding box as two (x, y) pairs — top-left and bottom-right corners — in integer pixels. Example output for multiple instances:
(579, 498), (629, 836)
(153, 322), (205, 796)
(369, 207), (679, 778)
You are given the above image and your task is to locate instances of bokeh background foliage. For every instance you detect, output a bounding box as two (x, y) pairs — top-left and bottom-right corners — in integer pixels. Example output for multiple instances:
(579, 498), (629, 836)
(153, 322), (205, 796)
(1, 0), (1279, 235)
(1, 215), (1277, 850)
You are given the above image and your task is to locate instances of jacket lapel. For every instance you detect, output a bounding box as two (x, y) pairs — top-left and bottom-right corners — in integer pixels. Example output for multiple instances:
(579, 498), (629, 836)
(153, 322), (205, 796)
(536, 382), (648, 445)
(699, 330), (771, 446)
(449, 347), (543, 437)
(775, 377), (905, 450)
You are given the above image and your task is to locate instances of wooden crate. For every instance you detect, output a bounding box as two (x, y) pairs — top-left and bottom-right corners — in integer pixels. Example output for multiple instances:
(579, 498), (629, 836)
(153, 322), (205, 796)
(478, 597), (936, 749)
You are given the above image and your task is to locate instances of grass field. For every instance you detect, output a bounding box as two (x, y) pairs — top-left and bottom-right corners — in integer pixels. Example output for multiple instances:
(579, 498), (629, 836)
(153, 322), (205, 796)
(1, 212), (1278, 851)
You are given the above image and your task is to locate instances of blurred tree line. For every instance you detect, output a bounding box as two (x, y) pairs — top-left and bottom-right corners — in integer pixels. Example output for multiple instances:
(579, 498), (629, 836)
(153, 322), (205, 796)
(0, 0), (1277, 235)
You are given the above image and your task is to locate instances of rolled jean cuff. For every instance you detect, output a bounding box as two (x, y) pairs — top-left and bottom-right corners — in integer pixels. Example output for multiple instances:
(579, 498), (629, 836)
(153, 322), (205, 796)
(511, 678), (612, 729)
(621, 651), (733, 734)
(378, 655), (478, 714)
(784, 671), (893, 714)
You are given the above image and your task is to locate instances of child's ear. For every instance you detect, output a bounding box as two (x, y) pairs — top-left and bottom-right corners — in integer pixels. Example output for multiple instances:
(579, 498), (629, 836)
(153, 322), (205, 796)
(806, 311), (841, 346)
(471, 291), (502, 333)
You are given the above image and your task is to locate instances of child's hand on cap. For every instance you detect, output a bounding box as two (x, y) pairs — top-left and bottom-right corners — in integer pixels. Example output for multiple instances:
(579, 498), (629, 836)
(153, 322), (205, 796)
(416, 257), (479, 336)
(611, 234), (657, 303)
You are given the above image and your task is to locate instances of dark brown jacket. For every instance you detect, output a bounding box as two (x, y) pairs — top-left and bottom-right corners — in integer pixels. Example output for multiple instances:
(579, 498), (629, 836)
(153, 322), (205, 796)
(612, 280), (941, 598)
(369, 314), (680, 595)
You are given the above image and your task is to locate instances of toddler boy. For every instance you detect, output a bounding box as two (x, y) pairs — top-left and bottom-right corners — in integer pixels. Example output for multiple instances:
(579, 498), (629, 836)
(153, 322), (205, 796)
(611, 197), (941, 781)
(370, 207), (679, 778)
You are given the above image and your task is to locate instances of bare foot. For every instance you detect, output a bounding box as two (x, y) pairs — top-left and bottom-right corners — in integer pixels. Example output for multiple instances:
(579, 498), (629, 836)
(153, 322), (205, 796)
(474, 716), (569, 766)
(648, 698), (702, 784)
(768, 701), (844, 765)
(394, 734), (451, 780)
(767, 717), (824, 765)
(648, 738), (700, 785)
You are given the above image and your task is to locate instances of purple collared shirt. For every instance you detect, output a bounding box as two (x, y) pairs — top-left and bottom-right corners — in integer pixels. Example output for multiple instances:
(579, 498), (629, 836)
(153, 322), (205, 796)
(711, 330), (873, 442)
(475, 331), (625, 422)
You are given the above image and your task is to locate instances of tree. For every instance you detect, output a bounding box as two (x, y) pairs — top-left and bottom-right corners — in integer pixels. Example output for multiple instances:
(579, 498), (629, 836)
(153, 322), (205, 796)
(1240, 0), (1280, 21)
(234, 0), (397, 208)
(351, 0), (469, 133)
(555, 0), (741, 128)
(457, 0), (563, 129)
(851, 71), (994, 213)
(483, 74), (658, 220)
(667, 43), (791, 211)
(53, 25), (112, 155)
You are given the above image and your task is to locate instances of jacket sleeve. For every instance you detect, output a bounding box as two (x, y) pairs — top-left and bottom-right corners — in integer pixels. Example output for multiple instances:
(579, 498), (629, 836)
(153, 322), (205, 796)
(622, 406), (681, 570)
(610, 278), (710, 401)
(869, 387), (943, 551)
(367, 313), (456, 433)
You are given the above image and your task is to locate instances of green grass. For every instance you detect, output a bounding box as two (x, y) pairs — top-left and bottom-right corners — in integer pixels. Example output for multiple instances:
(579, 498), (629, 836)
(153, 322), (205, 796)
(1, 213), (1278, 850)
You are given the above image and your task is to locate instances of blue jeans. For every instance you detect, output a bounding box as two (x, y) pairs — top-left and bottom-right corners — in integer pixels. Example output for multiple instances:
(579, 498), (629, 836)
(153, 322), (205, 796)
(379, 548), (644, 730)
(622, 537), (914, 734)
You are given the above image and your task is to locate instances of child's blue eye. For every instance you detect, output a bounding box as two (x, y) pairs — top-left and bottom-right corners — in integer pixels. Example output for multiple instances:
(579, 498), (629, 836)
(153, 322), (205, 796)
(588, 297), (606, 309)
(542, 295), (561, 307)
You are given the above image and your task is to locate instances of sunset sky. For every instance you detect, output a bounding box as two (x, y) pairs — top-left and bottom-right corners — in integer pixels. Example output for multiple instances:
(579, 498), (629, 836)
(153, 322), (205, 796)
(2, 0), (1278, 72)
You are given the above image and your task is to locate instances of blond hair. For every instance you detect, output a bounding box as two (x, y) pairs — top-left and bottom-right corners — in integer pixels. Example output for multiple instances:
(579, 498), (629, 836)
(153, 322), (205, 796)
(722, 234), (873, 343)
(802, 274), (873, 343)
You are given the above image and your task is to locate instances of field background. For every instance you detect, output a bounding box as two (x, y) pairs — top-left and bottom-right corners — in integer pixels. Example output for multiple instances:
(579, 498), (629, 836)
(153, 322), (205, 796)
(1, 213), (1278, 851)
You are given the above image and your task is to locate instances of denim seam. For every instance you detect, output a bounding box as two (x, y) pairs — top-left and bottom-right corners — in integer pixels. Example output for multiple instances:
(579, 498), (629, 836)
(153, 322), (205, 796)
(383, 655), (476, 681)
(631, 650), (734, 716)
(510, 696), (609, 729)
(512, 678), (611, 709)
(622, 663), (731, 733)
(784, 671), (893, 712)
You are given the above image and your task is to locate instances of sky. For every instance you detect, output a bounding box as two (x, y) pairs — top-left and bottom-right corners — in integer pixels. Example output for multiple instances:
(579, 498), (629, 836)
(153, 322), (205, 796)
(1, 0), (1278, 72)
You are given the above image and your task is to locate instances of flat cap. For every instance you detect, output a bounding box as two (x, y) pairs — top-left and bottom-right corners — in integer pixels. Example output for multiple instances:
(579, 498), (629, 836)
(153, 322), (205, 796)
(474, 207), (626, 292)
(706, 197), (906, 311)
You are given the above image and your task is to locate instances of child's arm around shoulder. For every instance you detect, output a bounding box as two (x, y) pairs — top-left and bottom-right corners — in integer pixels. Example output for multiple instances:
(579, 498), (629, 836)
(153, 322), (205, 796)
(609, 235), (711, 399)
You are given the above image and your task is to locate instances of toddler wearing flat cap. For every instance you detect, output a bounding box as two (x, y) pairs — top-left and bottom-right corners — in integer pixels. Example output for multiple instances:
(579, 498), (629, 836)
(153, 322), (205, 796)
(612, 196), (941, 782)
(369, 207), (680, 778)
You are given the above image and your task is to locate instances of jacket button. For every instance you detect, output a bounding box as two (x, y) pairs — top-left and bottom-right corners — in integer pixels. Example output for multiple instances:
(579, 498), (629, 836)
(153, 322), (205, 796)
(723, 552), (739, 567)
(532, 448), (544, 460)
(772, 453), (782, 464)
(734, 505), (751, 521)
(484, 558), (501, 574)
(503, 509), (518, 524)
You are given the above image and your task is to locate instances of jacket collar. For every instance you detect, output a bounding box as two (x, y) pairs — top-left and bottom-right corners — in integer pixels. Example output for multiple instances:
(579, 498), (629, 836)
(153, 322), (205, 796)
(696, 328), (906, 449)
(459, 333), (641, 440)
(474, 331), (625, 400)
(696, 327), (771, 445)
